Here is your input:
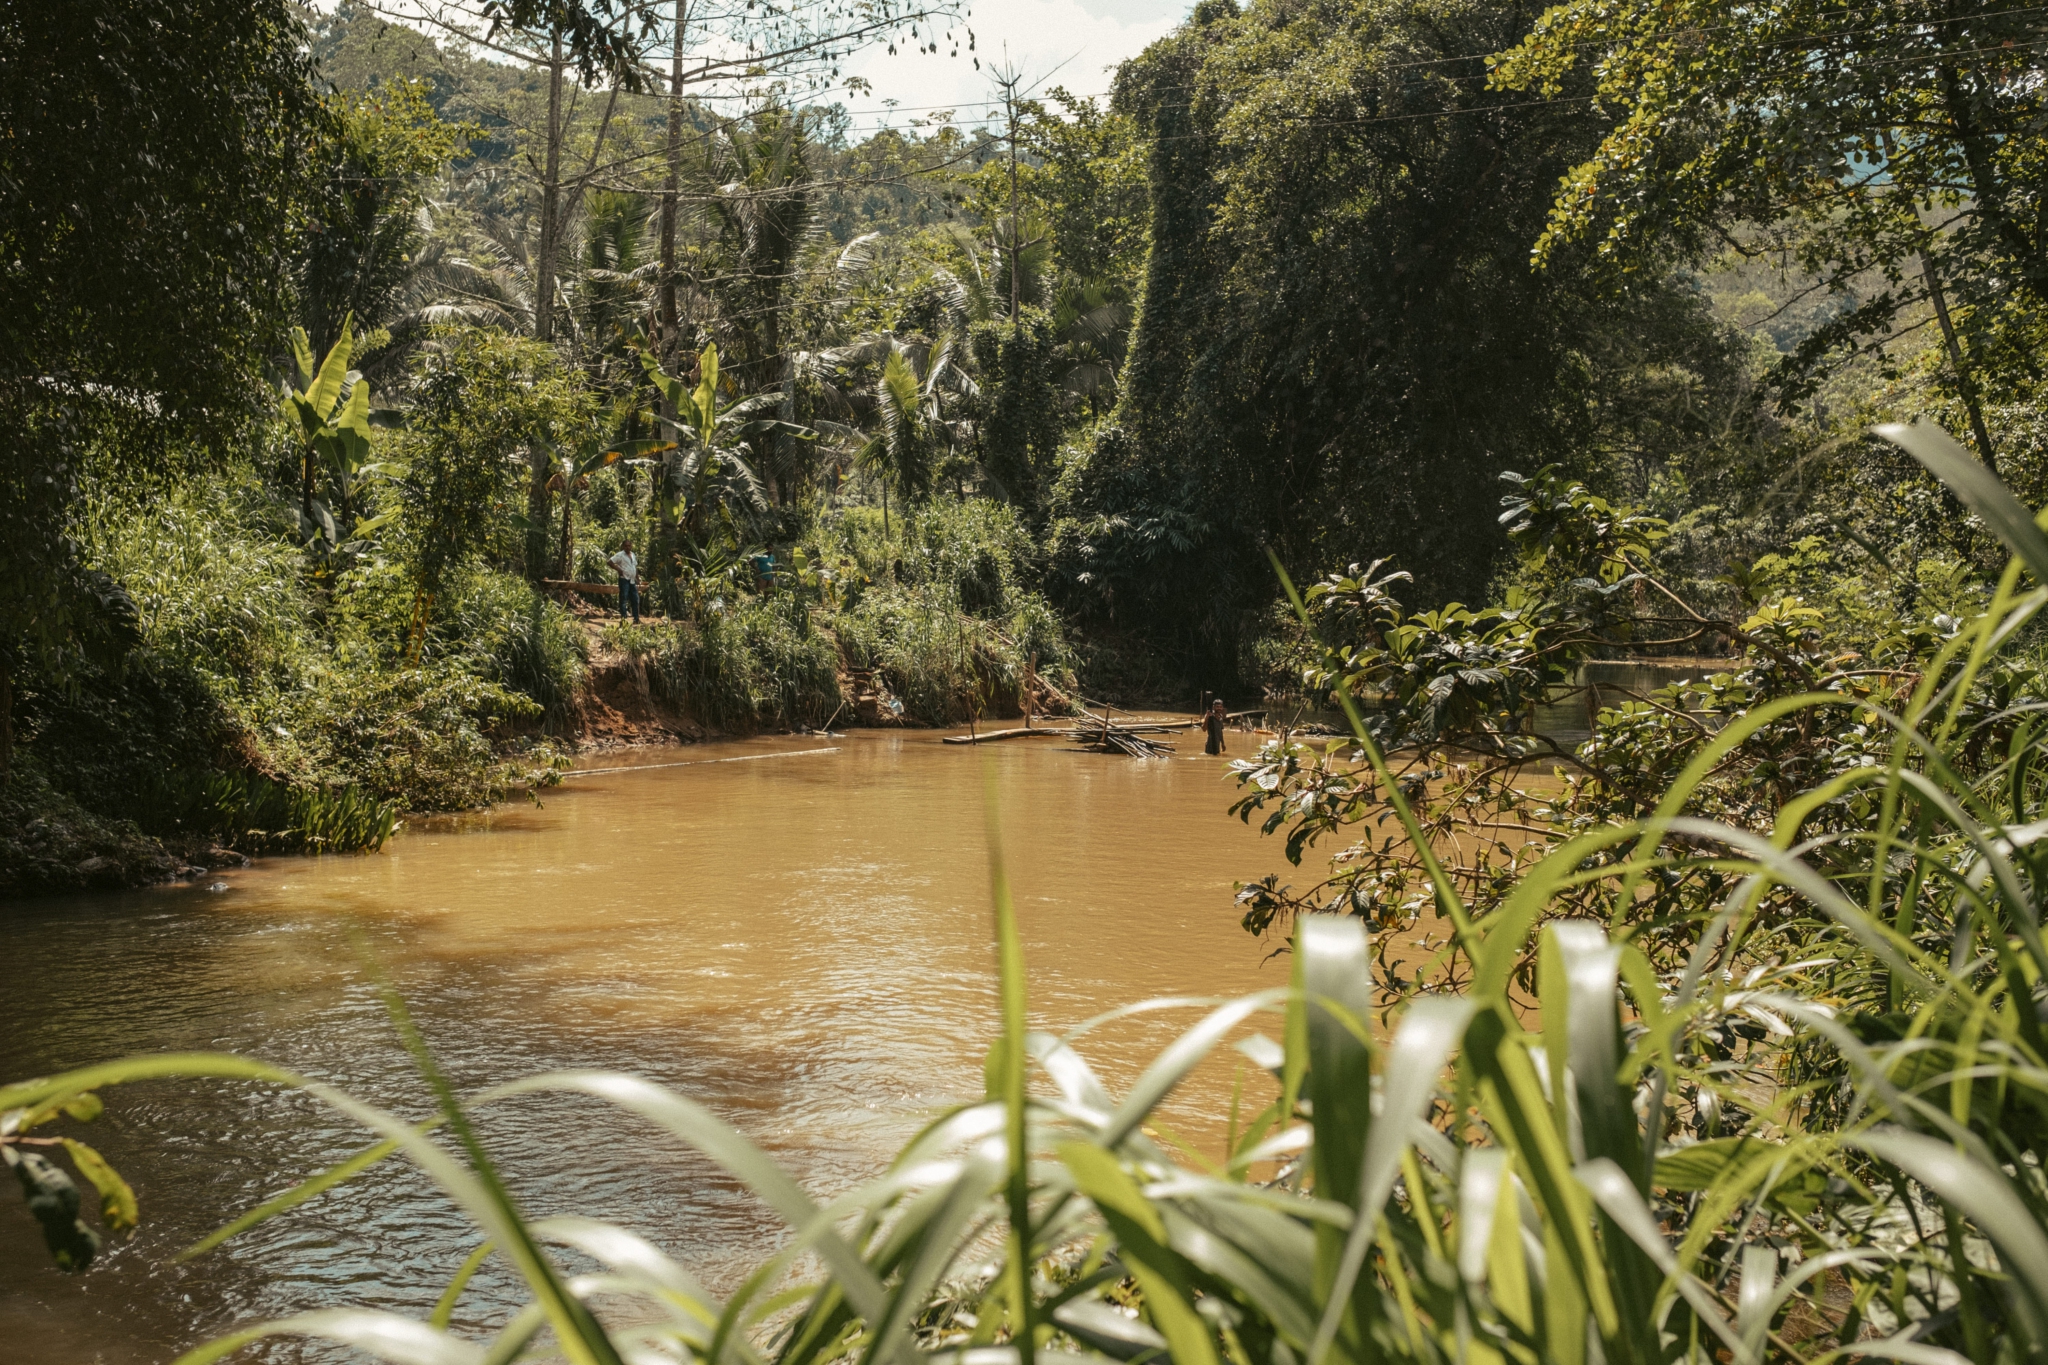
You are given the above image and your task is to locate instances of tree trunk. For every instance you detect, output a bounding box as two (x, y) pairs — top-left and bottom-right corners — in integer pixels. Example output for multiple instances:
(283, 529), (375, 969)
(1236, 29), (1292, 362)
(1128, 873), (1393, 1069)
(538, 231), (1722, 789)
(526, 447), (554, 582)
(0, 662), (12, 787)
(1938, 60), (2048, 310)
(1921, 249), (1999, 476)
(559, 474), (575, 580)
(765, 302), (788, 504)
(301, 444), (317, 533)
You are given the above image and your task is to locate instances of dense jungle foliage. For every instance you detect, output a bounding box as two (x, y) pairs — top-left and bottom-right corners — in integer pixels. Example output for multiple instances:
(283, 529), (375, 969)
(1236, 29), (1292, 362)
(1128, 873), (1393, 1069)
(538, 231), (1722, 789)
(13, 0), (2048, 1363)
(0, 0), (2039, 887)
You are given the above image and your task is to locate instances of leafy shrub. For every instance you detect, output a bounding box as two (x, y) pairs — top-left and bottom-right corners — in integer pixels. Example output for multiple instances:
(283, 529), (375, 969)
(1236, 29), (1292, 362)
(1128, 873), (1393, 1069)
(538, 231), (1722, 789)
(285, 665), (555, 812)
(439, 568), (587, 730)
(837, 584), (1021, 723)
(79, 479), (313, 695)
(811, 499), (1076, 722)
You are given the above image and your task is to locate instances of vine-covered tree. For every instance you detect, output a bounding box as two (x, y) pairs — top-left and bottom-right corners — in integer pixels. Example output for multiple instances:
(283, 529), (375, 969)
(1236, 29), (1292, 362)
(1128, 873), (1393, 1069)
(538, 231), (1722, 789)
(1047, 0), (1748, 680)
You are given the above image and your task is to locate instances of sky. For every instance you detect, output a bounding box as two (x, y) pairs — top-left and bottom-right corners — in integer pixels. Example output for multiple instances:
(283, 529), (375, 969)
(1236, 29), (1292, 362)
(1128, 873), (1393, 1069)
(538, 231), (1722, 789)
(828, 0), (1190, 136)
(345, 0), (1189, 140)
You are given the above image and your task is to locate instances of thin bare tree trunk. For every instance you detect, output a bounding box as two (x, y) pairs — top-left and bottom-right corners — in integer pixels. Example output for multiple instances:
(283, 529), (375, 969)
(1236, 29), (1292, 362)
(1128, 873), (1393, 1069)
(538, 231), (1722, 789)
(1008, 88), (1020, 326)
(1922, 249), (1999, 476)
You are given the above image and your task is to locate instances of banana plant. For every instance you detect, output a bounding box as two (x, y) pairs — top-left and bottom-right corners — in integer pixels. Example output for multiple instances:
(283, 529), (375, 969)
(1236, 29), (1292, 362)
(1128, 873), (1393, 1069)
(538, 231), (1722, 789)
(283, 317), (369, 540)
(638, 339), (809, 543)
(543, 429), (676, 581)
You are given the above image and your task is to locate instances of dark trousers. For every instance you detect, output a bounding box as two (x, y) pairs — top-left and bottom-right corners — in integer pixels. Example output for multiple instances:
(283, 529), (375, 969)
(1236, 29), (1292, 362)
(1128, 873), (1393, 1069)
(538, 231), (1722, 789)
(618, 578), (640, 621)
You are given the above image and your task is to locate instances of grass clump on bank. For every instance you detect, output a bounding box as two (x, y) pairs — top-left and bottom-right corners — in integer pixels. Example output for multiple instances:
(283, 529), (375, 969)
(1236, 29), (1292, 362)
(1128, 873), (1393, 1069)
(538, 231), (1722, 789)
(603, 498), (1078, 730)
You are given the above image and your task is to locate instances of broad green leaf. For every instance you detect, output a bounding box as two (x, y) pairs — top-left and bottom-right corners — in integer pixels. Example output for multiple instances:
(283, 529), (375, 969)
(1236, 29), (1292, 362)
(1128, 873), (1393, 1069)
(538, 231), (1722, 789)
(1467, 1010), (1617, 1340)
(1873, 422), (2048, 585)
(56, 1138), (137, 1231)
(1057, 1145), (1218, 1365)
(289, 326), (316, 390)
(1060, 1143), (1166, 1242)
(1575, 1159), (1743, 1356)
(1308, 995), (1474, 1365)
(16, 1088), (103, 1131)
(986, 782), (1036, 1365)
(1049, 1299), (1165, 1359)
(335, 377), (373, 437)
(305, 316), (355, 421)
(1852, 1127), (2048, 1332)
(1300, 915), (1374, 1207)
(536, 1216), (715, 1305)
(0, 1053), (303, 1115)
(1099, 993), (1280, 1149)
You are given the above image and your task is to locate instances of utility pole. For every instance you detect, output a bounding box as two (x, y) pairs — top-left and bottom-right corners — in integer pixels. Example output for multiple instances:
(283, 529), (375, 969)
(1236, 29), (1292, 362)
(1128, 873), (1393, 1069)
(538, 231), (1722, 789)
(998, 67), (1021, 328)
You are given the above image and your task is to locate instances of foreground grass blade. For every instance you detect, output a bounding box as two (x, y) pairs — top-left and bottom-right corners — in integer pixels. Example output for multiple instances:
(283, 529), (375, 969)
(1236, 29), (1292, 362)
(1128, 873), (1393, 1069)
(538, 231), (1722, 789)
(374, 985), (626, 1365)
(1873, 421), (2048, 584)
(485, 1071), (890, 1323)
(1308, 995), (1474, 1365)
(1851, 1127), (2048, 1343)
(170, 1309), (486, 1365)
(987, 772), (1036, 1365)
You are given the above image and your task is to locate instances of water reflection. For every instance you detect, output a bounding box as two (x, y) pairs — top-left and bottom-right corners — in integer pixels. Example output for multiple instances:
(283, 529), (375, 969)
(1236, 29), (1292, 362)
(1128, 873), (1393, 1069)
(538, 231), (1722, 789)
(1, 729), (1295, 1363)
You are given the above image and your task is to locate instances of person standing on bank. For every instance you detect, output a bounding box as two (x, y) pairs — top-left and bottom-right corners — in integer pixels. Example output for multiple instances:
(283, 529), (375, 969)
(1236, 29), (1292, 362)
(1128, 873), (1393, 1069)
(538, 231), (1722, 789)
(1204, 699), (1228, 755)
(609, 539), (641, 623)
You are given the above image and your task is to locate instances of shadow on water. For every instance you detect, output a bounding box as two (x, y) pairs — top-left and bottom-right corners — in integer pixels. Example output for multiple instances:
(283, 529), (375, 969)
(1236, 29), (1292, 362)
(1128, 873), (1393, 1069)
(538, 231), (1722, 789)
(1, 728), (1298, 1364)
(1529, 658), (1736, 749)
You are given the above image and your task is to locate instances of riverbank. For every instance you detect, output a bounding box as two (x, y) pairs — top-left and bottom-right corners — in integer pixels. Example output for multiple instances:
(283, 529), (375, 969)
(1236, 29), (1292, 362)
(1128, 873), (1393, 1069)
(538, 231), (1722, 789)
(0, 608), (1094, 901)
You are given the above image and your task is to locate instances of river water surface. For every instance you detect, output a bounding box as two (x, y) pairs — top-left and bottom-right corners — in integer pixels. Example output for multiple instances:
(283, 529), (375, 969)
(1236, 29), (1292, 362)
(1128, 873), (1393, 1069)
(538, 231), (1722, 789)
(1, 727), (1301, 1363)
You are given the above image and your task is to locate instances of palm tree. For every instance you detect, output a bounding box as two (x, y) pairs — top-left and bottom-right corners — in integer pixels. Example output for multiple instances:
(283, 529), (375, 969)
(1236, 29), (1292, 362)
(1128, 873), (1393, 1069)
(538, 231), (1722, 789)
(700, 109), (821, 504)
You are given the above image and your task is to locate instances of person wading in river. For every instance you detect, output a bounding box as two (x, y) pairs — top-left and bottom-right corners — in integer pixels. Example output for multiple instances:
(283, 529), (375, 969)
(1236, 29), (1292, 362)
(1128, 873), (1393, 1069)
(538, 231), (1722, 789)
(1203, 699), (1228, 756)
(609, 539), (641, 623)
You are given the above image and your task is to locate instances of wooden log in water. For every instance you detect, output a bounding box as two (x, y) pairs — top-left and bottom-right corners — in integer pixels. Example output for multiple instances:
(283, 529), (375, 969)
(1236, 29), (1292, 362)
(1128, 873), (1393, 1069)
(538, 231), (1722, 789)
(941, 727), (1067, 745)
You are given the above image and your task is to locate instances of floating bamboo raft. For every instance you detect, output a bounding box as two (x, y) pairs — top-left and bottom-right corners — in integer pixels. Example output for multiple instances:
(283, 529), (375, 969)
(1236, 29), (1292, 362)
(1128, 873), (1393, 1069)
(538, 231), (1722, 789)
(1070, 716), (1180, 757)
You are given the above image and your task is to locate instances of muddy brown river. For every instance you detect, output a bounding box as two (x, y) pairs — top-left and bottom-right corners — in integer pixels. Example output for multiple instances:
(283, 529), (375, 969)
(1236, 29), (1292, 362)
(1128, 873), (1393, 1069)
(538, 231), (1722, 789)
(1, 728), (1299, 1363)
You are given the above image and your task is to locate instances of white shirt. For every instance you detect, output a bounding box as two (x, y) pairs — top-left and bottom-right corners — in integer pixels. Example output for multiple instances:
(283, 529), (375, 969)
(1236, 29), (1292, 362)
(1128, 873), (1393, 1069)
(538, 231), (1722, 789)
(609, 550), (638, 580)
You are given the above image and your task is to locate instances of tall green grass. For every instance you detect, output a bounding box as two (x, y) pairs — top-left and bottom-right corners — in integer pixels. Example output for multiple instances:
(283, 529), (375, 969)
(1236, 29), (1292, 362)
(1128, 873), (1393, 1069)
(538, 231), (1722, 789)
(12, 429), (2048, 1361)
